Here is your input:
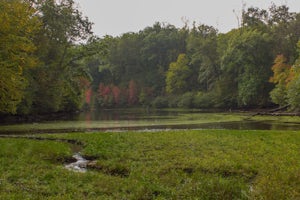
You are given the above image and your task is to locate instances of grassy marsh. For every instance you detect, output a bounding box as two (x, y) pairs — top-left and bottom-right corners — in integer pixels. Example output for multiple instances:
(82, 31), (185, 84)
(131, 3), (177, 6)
(1, 130), (300, 199)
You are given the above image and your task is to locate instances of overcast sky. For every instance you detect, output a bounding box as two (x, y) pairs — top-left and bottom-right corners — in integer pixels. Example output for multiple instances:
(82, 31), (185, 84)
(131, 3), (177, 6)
(73, 0), (300, 37)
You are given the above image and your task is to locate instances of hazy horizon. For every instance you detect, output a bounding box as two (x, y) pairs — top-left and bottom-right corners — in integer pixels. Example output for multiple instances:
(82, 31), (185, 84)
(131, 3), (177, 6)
(74, 0), (300, 37)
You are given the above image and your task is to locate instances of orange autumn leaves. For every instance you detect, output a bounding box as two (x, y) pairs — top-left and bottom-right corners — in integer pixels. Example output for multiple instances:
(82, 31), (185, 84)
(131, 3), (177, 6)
(269, 51), (300, 108)
(269, 55), (294, 86)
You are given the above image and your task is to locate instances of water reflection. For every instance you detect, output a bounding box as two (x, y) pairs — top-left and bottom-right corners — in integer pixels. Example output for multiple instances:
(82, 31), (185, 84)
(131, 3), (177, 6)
(77, 109), (178, 121)
(170, 121), (300, 131)
(105, 121), (300, 131)
(74, 109), (300, 131)
(84, 111), (92, 126)
(1, 109), (300, 134)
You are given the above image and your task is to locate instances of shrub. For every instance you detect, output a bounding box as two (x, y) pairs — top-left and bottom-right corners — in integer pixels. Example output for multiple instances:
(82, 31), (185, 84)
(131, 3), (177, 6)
(193, 92), (215, 108)
(270, 84), (288, 107)
(167, 95), (180, 108)
(177, 92), (194, 108)
(151, 96), (169, 108)
(287, 76), (300, 111)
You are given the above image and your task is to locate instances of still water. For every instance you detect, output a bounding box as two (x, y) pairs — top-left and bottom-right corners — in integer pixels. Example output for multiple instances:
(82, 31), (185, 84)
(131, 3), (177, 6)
(1, 109), (300, 134)
(76, 109), (300, 130)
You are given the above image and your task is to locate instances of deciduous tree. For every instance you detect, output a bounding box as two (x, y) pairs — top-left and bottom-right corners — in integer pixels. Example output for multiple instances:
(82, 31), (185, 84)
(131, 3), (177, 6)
(0, 0), (40, 114)
(30, 0), (93, 113)
(166, 54), (191, 94)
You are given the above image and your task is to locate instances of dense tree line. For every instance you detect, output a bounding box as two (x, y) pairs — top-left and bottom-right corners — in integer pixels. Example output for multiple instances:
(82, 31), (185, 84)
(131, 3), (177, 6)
(84, 4), (300, 111)
(0, 0), (94, 115)
(1, 1), (300, 115)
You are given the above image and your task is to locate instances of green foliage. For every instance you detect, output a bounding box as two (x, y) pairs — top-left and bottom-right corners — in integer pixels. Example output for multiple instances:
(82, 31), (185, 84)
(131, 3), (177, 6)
(270, 84), (288, 106)
(242, 7), (268, 28)
(29, 0), (93, 113)
(238, 72), (265, 106)
(108, 33), (143, 84)
(193, 92), (215, 108)
(141, 23), (187, 90)
(0, 0), (94, 115)
(138, 90), (147, 106)
(86, 9), (299, 110)
(138, 88), (154, 106)
(166, 54), (191, 94)
(151, 96), (169, 108)
(1, 2), (300, 113)
(286, 46), (300, 110)
(286, 75), (300, 110)
(269, 5), (298, 61)
(0, 0), (40, 114)
(187, 24), (220, 91)
(177, 92), (194, 108)
(221, 29), (273, 107)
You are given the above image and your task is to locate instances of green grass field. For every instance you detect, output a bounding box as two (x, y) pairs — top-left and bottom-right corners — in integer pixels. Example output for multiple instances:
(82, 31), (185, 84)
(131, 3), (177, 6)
(1, 130), (300, 199)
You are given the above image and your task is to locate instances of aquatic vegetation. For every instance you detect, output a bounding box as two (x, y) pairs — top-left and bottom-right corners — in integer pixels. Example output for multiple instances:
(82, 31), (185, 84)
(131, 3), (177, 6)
(2, 111), (300, 133)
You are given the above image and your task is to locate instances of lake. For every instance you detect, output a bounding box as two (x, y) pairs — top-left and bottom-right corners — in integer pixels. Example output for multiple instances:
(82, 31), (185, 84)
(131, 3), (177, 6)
(1, 109), (300, 134)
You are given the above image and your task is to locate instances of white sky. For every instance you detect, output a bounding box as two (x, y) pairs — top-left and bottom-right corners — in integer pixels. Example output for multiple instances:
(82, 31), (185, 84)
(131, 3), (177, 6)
(74, 0), (300, 37)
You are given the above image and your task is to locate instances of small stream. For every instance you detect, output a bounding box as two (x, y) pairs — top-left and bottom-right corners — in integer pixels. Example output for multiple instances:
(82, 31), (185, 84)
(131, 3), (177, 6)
(63, 139), (94, 173)
(2, 110), (300, 173)
(65, 153), (89, 173)
(0, 135), (91, 173)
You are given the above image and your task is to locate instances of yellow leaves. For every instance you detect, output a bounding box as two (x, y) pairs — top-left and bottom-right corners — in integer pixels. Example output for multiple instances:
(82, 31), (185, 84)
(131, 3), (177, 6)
(0, 0), (41, 113)
(0, 1), (40, 69)
(269, 55), (292, 85)
(0, 65), (26, 114)
(0, 1), (40, 36)
(166, 54), (191, 94)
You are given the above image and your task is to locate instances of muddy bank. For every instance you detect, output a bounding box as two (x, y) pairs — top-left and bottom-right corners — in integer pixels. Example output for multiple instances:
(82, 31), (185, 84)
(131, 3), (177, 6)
(0, 135), (83, 146)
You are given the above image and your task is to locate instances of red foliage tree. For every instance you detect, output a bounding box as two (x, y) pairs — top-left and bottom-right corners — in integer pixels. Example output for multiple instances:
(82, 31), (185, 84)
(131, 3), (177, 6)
(97, 83), (114, 106)
(112, 85), (121, 105)
(103, 86), (111, 96)
(81, 78), (92, 105)
(103, 86), (111, 103)
(98, 83), (105, 97)
(85, 88), (92, 104)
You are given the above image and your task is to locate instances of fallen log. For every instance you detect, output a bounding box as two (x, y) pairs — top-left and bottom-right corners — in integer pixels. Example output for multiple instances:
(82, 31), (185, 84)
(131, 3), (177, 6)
(268, 105), (289, 113)
(249, 112), (300, 117)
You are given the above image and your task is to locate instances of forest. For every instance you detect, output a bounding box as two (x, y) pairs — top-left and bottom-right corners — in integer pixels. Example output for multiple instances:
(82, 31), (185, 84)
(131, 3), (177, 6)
(1, 0), (300, 115)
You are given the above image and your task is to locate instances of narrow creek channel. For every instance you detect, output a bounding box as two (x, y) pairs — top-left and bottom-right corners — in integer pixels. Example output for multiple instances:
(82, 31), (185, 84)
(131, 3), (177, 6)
(64, 141), (90, 173)
(65, 153), (89, 173)
(0, 135), (93, 173)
